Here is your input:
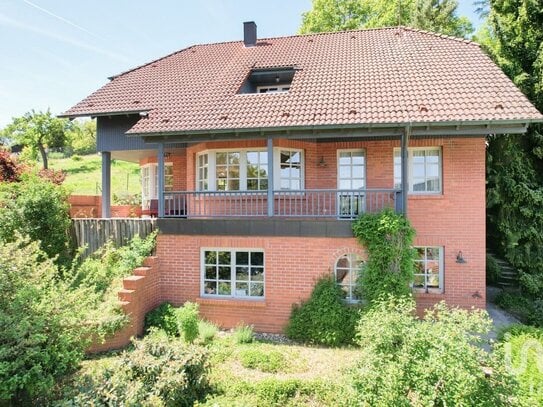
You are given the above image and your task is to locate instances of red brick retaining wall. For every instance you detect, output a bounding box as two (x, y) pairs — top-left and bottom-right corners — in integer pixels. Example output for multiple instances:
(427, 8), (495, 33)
(88, 256), (161, 353)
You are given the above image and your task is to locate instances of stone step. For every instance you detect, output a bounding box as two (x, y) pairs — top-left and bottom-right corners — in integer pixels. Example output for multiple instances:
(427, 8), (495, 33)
(134, 266), (151, 277)
(123, 275), (146, 290)
(118, 288), (135, 302)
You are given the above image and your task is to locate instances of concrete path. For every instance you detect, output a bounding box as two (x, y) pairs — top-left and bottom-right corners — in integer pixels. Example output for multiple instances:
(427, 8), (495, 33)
(486, 286), (520, 343)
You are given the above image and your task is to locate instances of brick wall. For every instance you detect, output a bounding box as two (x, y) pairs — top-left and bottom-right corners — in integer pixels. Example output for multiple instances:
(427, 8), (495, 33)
(88, 256), (161, 353)
(98, 136), (486, 337)
(69, 195), (142, 218)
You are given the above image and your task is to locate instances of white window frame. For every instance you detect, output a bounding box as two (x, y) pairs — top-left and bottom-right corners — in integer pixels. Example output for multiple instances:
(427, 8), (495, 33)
(200, 248), (265, 299)
(412, 246), (444, 293)
(394, 147), (442, 194)
(196, 149), (269, 192)
(337, 149), (366, 218)
(256, 85), (291, 93)
(141, 163), (173, 209)
(334, 253), (363, 303)
(274, 148), (304, 190)
(196, 148), (305, 191)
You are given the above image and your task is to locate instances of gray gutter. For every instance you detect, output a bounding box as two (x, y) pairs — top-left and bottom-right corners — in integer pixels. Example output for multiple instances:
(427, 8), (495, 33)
(125, 118), (541, 138)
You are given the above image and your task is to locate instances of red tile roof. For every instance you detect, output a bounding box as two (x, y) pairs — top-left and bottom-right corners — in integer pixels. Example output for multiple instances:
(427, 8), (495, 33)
(61, 26), (543, 135)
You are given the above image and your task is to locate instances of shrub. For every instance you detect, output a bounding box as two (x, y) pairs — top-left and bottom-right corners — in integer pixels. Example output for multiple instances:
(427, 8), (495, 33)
(113, 191), (142, 206)
(70, 154), (82, 161)
(238, 348), (288, 373)
(198, 320), (219, 344)
(498, 325), (543, 406)
(494, 291), (543, 326)
(145, 302), (178, 336)
(285, 276), (358, 346)
(0, 148), (24, 182)
(350, 296), (519, 406)
(0, 173), (72, 266)
(486, 253), (501, 285)
(352, 209), (416, 305)
(62, 333), (210, 406)
(233, 323), (255, 344)
(0, 237), (95, 403)
(176, 302), (200, 344)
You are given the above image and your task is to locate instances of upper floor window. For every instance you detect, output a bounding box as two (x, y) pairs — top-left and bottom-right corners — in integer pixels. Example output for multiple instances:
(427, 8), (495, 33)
(277, 149), (303, 190)
(413, 246), (443, 293)
(334, 253), (363, 302)
(238, 67), (295, 94)
(394, 147), (441, 194)
(141, 163), (173, 209)
(197, 148), (303, 191)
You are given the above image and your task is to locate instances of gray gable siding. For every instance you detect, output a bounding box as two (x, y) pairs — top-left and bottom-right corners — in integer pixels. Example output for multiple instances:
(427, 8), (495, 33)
(97, 115), (149, 152)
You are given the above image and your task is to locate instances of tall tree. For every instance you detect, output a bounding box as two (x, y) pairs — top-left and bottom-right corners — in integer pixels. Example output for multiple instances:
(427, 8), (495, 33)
(299, 0), (474, 38)
(1, 110), (72, 169)
(477, 0), (543, 297)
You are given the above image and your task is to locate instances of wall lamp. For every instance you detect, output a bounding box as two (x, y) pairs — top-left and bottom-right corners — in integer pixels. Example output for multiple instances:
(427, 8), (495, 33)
(317, 156), (327, 168)
(456, 251), (466, 264)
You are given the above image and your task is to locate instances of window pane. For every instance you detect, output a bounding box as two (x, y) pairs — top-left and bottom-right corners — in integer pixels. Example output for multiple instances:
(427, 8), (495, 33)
(218, 251), (231, 264)
(236, 267), (249, 280)
(228, 152), (240, 164)
(290, 179), (300, 190)
(228, 180), (240, 190)
(339, 166), (351, 179)
(427, 273), (440, 287)
(352, 179), (364, 189)
(218, 282), (231, 295)
(251, 267), (264, 281)
(205, 251), (217, 264)
(236, 283), (248, 296)
(205, 266), (216, 280)
(251, 252), (264, 266)
(426, 247), (439, 260)
(216, 152), (227, 165)
(280, 179), (290, 189)
(218, 266), (230, 280)
(204, 281), (217, 295)
(413, 275), (425, 287)
(352, 153), (364, 165)
(236, 252), (249, 265)
(250, 283), (264, 297)
(290, 152), (301, 163)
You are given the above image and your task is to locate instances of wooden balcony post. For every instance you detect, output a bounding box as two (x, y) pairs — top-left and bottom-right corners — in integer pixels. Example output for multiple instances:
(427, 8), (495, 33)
(101, 151), (111, 218)
(157, 143), (165, 218)
(267, 137), (274, 217)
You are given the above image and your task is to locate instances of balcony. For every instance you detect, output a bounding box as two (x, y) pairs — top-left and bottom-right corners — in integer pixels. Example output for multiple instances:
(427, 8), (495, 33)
(160, 189), (400, 219)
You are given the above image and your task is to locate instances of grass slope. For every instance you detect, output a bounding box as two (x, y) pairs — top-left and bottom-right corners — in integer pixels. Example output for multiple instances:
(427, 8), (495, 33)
(49, 154), (140, 196)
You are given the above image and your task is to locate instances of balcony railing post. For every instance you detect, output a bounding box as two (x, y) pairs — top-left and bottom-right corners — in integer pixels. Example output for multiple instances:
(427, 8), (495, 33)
(157, 143), (165, 218)
(267, 137), (274, 217)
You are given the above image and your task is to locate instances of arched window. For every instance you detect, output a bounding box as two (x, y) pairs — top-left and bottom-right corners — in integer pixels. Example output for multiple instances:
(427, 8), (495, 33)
(334, 253), (363, 302)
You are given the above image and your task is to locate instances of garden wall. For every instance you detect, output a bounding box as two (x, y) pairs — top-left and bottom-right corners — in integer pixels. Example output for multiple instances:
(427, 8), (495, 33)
(69, 195), (142, 218)
(88, 256), (161, 353)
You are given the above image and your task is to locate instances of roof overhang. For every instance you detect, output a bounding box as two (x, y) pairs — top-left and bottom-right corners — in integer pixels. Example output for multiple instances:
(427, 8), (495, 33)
(133, 119), (539, 144)
(57, 110), (150, 119)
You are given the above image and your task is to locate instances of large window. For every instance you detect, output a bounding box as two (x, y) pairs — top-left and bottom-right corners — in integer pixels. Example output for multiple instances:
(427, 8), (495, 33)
(334, 253), (363, 302)
(413, 246), (443, 293)
(197, 148), (304, 191)
(202, 249), (264, 298)
(394, 147), (441, 193)
(141, 163), (173, 209)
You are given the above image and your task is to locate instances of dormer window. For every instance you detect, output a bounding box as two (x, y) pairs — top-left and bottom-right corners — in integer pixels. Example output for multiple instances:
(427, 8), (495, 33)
(239, 67), (295, 94)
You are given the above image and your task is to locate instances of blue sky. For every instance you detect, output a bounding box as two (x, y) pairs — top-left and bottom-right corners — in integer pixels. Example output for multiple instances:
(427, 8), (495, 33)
(0, 1), (482, 127)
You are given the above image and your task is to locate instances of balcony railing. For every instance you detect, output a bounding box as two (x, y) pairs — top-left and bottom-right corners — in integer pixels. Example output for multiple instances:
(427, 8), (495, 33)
(162, 189), (400, 219)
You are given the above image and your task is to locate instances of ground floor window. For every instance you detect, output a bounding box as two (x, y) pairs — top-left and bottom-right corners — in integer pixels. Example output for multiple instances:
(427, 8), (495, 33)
(413, 246), (444, 293)
(334, 253), (363, 302)
(201, 249), (264, 298)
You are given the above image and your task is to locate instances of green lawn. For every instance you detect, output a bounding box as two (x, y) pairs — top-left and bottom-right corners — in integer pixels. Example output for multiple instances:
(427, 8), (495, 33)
(48, 154), (140, 196)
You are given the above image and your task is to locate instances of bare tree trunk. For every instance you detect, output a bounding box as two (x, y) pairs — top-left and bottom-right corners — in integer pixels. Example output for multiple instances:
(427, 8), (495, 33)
(37, 142), (48, 169)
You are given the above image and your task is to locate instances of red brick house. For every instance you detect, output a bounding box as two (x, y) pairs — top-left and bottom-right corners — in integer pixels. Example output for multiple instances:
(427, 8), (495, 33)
(62, 24), (543, 333)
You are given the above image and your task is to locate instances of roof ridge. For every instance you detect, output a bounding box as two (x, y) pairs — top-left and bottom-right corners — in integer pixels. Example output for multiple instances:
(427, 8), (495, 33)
(108, 26), (479, 81)
(399, 26), (480, 47)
